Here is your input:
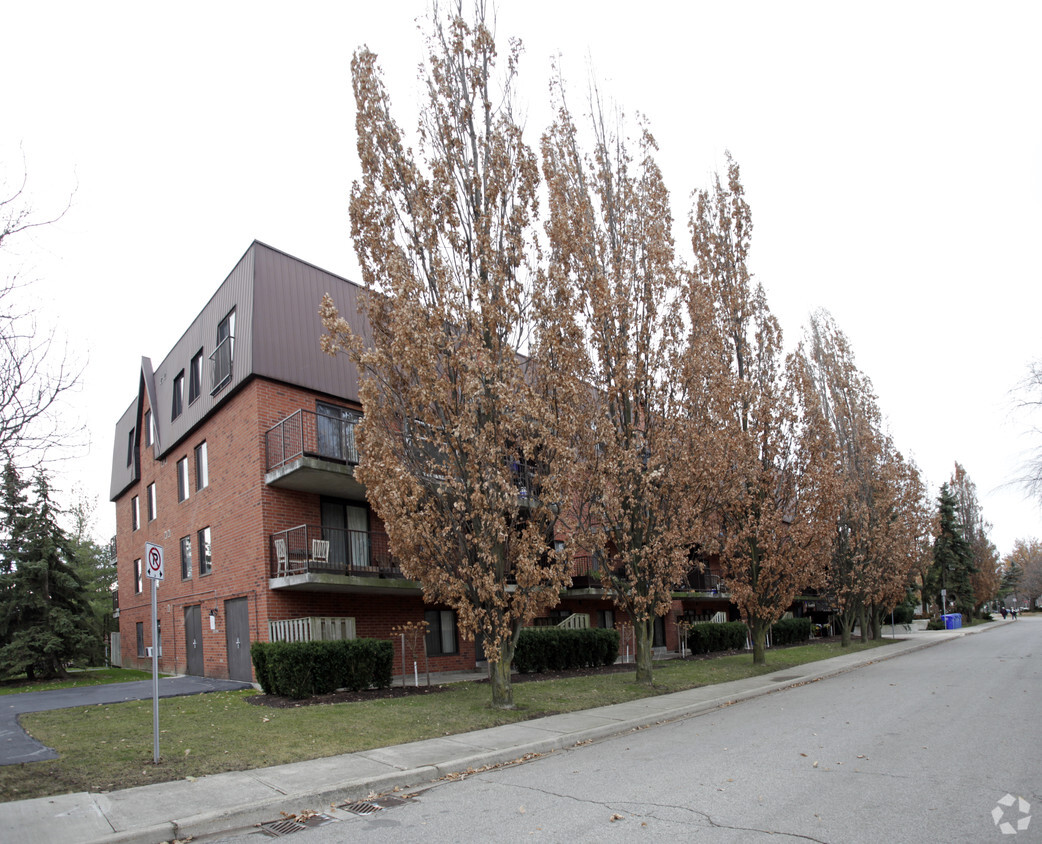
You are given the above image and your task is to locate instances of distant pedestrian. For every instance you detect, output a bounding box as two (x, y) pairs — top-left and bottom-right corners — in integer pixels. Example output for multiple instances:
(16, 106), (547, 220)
(1001, 607), (1008, 620)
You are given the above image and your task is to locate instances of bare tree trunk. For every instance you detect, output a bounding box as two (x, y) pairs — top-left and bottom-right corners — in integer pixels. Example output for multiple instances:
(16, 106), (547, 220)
(750, 617), (768, 665)
(489, 621), (521, 709)
(489, 657), (514, 708)
(839, 607), (856, 647)
(858, 605), (869, 643)
(634, 617), (655, 685)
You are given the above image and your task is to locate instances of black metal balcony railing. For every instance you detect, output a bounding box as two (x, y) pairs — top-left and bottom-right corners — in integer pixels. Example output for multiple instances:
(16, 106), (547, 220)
(687, 571), (725, 594)
(266, 409), (360, 473)
(270, 524), (399, 578)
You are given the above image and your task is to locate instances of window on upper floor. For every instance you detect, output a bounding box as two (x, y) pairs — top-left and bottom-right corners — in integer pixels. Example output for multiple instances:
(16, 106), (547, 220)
(180, 535), (192, 579)
(424, 609), (458, 656)
(198, 526), (212, 576)
(131, 496), (140, 531)
(189, 349), (202, 405)
(127, 427), (135, 467)
(195, 441), (209, 490)
(144, 410), (152, 447)
(172, 370), (184, 420)
(211, 308), (235, 394)
(177, 457), (189, 502)
(134, 558), (143, 594)
(147, 482), (157, 521)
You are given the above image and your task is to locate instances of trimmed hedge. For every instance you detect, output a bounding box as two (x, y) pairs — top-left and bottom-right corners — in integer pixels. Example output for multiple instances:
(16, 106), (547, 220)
(513, 627), (620, 674)
(771, 617), (812, 646)
(891, 604), (915, 625)
(250, 638), (393, 699)
(686, 621), (747, 654)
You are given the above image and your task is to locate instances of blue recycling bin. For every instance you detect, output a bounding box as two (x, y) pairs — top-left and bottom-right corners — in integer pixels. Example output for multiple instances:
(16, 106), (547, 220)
(943, 613), (962, 630)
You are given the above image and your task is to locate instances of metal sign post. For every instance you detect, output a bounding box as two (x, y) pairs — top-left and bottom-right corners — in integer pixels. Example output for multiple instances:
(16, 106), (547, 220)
(145, 543), (164, 763)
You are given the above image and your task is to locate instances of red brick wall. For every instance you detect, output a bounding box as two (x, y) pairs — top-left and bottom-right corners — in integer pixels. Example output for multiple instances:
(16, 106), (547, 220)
(113, 378), (476, 680)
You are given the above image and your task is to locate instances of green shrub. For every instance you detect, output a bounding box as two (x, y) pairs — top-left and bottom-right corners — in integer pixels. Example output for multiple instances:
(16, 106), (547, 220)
(250, 638), (393, 698)
(926, 618), (946, 631)
(890, 604), (915, 625)
(514, 627), (620, 674)
(771, 617), (812, 646)
(686, 621), (747, 654)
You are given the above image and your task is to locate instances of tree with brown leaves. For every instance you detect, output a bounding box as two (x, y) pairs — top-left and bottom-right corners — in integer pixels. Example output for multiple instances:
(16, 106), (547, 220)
(541, 86), (730, 685)
(322, 2), (581, 709)
(799, 310), (929, 644)
(691, 155), (838, 665)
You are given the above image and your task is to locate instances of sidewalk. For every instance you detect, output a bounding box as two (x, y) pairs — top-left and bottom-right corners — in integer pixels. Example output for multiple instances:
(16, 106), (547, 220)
(0, 621), (1007, 844)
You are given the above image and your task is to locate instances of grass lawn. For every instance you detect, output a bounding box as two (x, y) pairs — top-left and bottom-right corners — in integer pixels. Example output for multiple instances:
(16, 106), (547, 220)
(0, 668), (157, 696)
(0, 640), (890, 803)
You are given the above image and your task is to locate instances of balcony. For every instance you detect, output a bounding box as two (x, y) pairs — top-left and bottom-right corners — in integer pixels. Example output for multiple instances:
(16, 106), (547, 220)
(269, 524), (419, 595)
(684, 570), (729, 596)
(264, 409), (366, 498)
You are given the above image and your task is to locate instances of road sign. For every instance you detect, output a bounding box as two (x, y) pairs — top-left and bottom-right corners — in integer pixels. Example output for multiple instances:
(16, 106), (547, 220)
(145, 542), (164, 581)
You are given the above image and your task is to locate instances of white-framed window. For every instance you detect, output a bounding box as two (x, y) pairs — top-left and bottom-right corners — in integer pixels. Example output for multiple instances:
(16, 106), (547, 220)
(198, 526), (212, 575)
(195, 441), (209, 490)
(147, 482), (157, 521)
(134, 558), (143, 593)
(177, 457), (189, 502)
(172, 371), (185, 419)
(180, 535), (193, 579)
(131, 496), (140, 531)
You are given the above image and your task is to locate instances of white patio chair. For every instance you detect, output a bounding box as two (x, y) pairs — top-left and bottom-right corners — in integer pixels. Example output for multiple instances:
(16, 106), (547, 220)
(274, 538), (289, 576)
(312, 539), (330, 567)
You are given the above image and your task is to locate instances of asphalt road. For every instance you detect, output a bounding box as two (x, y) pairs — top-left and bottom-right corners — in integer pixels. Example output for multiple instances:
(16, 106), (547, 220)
(0, 675), (252, 765)
(216, 619), (1040, 843)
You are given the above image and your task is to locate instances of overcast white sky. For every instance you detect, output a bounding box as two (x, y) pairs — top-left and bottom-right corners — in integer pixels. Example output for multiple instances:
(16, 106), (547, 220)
(2, 1), (1040, 557)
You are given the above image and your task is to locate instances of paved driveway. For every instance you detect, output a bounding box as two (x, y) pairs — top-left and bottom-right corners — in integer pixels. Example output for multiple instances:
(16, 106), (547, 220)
(1, 676), (253, 765)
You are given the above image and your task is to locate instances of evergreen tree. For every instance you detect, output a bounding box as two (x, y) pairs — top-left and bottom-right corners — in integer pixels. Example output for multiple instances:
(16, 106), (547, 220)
(0, 462), (96, 680)
(931, 483), (976, 622)
(67, 495), (117, 665)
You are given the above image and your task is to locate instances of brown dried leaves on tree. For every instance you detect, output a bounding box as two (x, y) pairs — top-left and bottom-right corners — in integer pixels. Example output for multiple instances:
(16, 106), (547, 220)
(691, 155), (839, 665)
(799, 310), (929, 644)
(322, 2), (583, 708)
(541, 85), (731, 685)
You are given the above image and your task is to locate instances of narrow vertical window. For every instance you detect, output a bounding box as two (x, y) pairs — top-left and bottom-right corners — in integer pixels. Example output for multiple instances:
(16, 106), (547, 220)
(131, 496), (140, 531)
(189, 350), (202, 404)
(198, 526), (212, 575)
(134, 558), (143, 593)
(144, 410), (152, 447)
(211, 309), (235, 392)
(177, 457), (189, 502)
(136, 622), (145, 657)
(180, 535), (193, 579)
(195, 441), (209, 490)
(127, 428), (135, 466)
(147, 482), (157, 521)
(172, 370), (184, 420)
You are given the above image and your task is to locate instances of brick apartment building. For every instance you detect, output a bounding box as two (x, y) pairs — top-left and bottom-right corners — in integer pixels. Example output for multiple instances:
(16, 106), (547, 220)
(110, 242), (734, 682)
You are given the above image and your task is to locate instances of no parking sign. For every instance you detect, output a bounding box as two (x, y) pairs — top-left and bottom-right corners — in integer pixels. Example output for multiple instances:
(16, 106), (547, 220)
(145, 542), (164, 581)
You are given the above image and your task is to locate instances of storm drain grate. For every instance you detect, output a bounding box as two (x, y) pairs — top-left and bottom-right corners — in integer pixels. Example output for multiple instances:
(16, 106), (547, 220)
(259, 814), (337, 837)
(259, 818), (306, 837)
(341, 801), (383, 816)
